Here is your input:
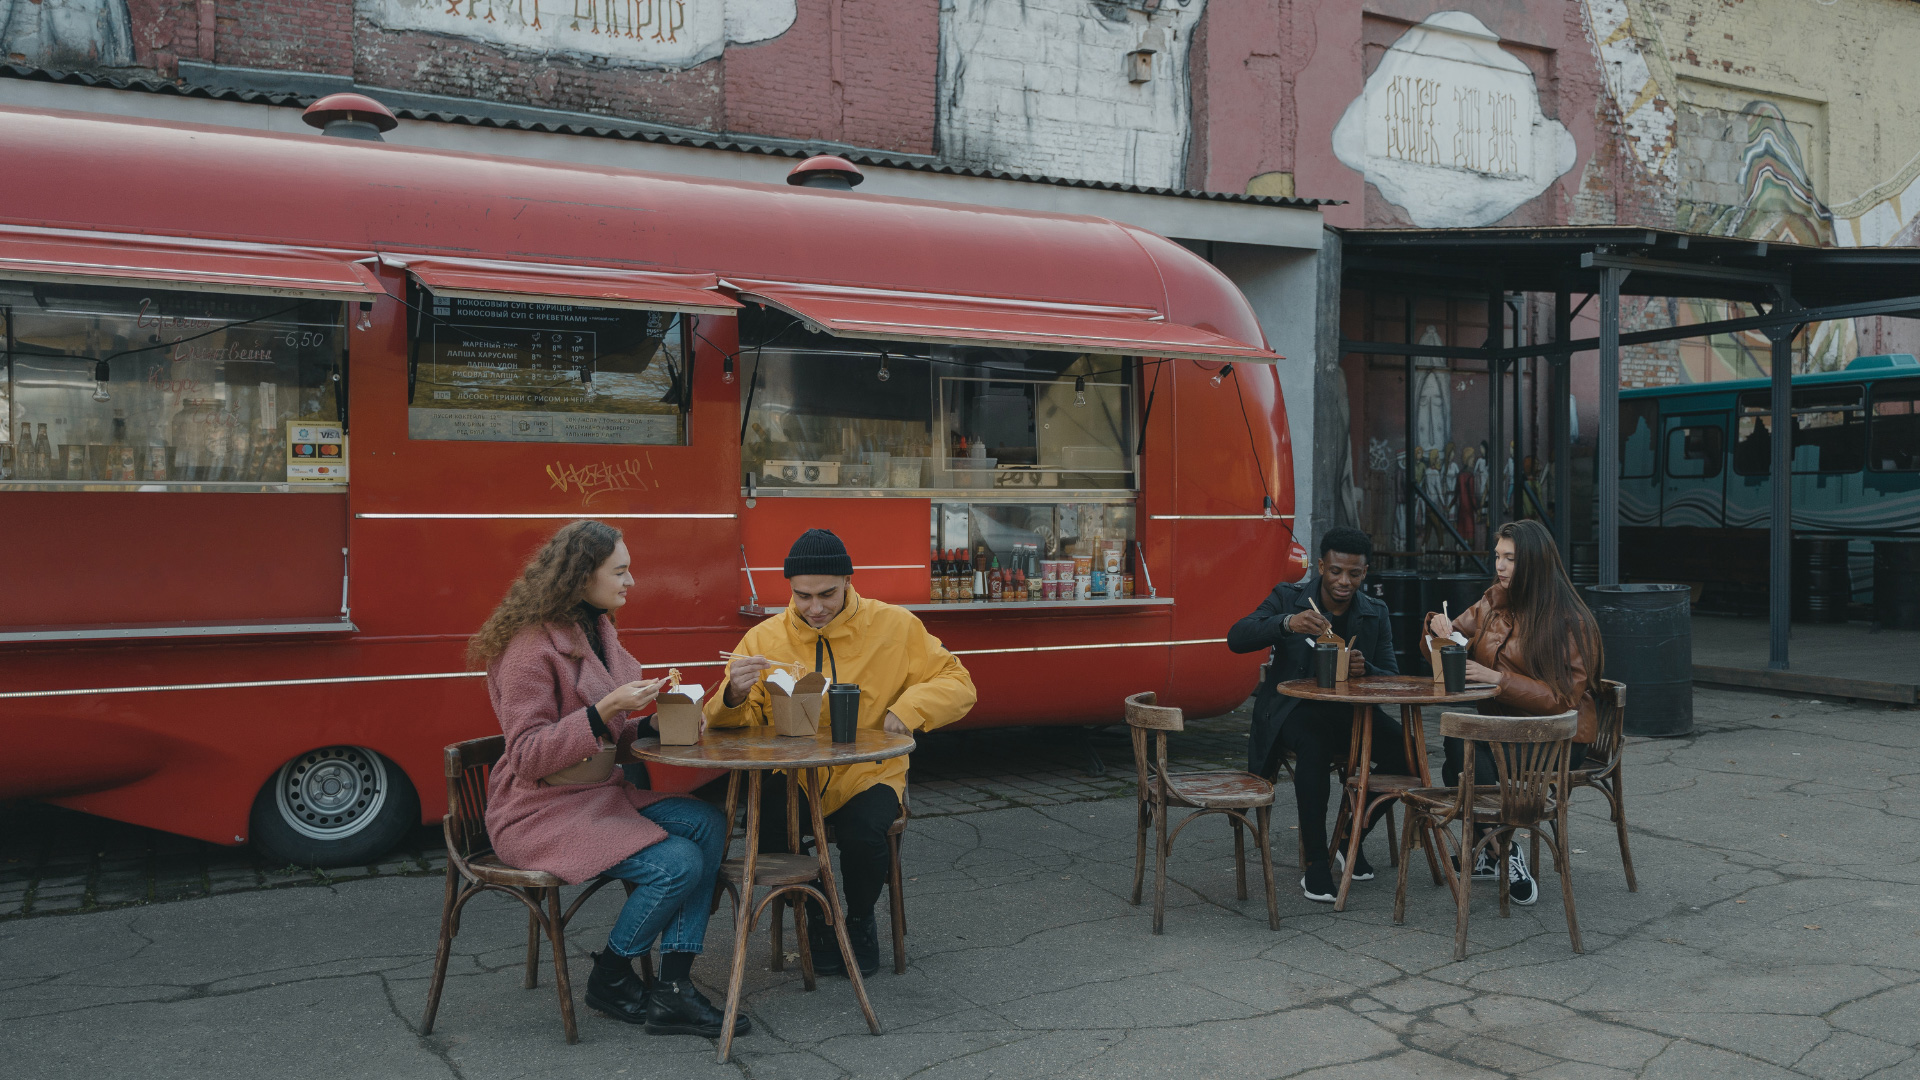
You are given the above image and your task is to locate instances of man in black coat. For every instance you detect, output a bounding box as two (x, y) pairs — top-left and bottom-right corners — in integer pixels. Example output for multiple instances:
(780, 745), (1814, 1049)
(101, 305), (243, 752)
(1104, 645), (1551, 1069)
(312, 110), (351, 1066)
(1228, 526), (1407, 903)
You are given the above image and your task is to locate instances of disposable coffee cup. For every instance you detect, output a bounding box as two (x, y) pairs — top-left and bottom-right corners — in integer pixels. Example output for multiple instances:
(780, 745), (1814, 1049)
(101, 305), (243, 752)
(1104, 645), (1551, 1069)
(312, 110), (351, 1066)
(827, 682), (861, 743)
(1313, 643), (1340, 689)
(1440, 645), (1467, 694)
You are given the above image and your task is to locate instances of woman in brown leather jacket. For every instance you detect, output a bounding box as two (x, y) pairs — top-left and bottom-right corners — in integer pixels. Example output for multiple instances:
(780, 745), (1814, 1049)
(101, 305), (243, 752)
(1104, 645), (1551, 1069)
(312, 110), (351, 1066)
(1426, 519), (1604, 904)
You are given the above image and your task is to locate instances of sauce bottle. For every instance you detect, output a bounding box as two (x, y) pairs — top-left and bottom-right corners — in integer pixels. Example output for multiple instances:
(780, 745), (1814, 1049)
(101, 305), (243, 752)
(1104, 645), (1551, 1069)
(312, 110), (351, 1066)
(987, 555), (1003, 601)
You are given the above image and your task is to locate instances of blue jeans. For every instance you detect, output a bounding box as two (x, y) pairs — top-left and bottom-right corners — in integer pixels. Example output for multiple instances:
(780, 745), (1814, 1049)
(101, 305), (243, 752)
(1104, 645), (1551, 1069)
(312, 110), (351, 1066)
(601, 797), (726, 958)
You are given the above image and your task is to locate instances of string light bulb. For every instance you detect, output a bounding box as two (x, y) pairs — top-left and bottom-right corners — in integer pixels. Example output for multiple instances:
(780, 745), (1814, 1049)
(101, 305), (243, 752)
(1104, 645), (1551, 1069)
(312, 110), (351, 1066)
(877, 353), (891, 382)
(722, 356), (735, 384)
(1211, 363), (1233, 388)
(355, 302), (373, 332)
(91, 359), (110, 402)
(1074, 375), (1087, 407)
(1262, 495), (1276, 520)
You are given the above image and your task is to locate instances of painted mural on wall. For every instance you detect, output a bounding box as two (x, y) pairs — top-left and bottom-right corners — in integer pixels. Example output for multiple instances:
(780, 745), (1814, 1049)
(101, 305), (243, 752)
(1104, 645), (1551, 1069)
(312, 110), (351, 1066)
(937, 0), (1204, 189)
(360, 0), (794, 67)
(0, 0), (132, 68)
(1331, 11), (1576, 228)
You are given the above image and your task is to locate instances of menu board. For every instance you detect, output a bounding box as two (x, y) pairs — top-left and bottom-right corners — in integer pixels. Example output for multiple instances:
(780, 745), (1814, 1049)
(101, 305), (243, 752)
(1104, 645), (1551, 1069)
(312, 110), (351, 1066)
(408, 294), (687, 445)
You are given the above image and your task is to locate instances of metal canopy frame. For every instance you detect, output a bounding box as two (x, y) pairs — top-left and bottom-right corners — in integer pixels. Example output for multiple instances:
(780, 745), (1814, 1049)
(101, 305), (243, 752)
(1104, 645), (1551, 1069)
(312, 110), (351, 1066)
(1339, 226), (1920, 672)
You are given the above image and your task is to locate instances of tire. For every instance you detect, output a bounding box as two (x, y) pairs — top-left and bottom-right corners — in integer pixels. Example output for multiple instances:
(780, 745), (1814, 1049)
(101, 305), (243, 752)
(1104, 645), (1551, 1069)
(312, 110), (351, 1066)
(249, 746), (420, 869)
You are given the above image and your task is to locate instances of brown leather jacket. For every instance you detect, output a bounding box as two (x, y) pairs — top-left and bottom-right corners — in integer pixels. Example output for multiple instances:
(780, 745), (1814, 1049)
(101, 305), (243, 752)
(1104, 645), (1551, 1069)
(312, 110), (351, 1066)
(1430, 583), (1597, 743)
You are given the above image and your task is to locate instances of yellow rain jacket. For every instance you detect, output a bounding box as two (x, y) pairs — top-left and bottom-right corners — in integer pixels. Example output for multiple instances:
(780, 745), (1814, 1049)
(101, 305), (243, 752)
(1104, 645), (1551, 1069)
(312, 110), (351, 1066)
(704, 587), (975, 815)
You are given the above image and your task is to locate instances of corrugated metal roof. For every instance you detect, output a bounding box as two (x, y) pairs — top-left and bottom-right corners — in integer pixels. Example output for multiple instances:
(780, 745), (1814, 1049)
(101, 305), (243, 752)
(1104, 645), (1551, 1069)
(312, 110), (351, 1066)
(0, 62), (1339, 209)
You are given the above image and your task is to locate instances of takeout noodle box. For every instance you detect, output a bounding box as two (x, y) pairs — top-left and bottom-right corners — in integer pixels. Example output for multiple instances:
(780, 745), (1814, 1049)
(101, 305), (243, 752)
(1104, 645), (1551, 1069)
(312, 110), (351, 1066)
(655, 682), (708, 745)
(542, 742), (616, 786)
(1424, 631), (1469, 685)
(765, 669), (827, 737)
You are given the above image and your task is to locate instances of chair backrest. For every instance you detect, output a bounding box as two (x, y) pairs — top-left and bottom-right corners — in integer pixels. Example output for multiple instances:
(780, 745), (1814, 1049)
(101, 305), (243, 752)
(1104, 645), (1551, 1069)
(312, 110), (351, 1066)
(443, 735), (505, 862)
(1586, 680), (1628, 764)
(1123, 692), (1181, 803)
(1439, 709), (1578, 825)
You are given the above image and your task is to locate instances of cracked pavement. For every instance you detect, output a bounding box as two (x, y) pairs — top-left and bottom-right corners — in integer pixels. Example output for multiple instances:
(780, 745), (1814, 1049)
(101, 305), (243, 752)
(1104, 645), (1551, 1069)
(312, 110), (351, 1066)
(4, 687), (1919, 1079)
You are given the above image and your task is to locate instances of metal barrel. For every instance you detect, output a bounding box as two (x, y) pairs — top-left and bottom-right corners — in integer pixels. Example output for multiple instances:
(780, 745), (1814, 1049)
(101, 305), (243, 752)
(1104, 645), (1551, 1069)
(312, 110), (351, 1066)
(1425, 573), (1493, 623)
(1569, 541), (1599, 587)
(1584, 584), (1694, 737)
(1366, 570), (1424, 675)
(1874, 541), (1920, 630)
(1793, 538), (1851, 624)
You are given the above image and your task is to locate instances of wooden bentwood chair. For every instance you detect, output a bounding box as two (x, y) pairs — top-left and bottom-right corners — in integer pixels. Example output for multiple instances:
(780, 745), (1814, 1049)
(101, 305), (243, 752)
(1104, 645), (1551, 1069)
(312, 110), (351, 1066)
(762, 789), (913, 976)
(421, 736), (652, 1044)
(1393, 709), (1582, 961)
(1570, 680), (1636, 891)
(1124, 692), (1280, 934)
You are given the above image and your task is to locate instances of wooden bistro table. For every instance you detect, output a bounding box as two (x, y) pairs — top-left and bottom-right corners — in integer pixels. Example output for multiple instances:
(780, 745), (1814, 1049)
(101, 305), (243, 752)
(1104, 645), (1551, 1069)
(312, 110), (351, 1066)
(630, 728), (916, 1063)
(1276, 675), (1499, 911)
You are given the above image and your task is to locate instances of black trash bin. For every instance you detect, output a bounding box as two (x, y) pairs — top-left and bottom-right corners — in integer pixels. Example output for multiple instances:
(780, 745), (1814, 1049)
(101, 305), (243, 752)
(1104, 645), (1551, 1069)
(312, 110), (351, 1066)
(1875, 541), (1920, 630)
(1583, 584), (1693, 737)
(1366, 570), (1423, 675)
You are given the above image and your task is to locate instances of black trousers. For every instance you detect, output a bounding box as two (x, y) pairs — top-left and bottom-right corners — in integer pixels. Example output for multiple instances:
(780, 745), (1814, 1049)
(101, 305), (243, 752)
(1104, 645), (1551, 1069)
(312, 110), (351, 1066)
(1279, 701), (1410, 866)
(758, 773), (900, 918)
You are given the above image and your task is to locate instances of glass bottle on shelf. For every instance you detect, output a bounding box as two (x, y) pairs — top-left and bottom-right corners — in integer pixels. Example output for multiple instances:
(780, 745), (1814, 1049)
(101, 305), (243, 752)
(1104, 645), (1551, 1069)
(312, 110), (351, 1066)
(987, 555), (1003, 601)
(1027, 547), (1043, 601)
(957, 553), (974, 602)
(33, 424), (52, 480)
(929, 553), (945, 603)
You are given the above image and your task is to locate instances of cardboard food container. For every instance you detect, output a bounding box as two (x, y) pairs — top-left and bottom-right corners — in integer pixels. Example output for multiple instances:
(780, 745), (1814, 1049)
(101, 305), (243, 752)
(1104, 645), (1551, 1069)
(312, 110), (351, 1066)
(765, 669), (828, 737)
(654, 681), (708, 745)
(541, 742), (616, 786)
(1315, 630), (1357, 682)
(1424, 631), (1470, 686)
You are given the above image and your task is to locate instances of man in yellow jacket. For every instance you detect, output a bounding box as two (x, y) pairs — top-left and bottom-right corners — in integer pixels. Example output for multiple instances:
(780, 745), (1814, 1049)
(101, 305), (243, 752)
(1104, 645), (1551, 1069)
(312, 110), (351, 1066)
(707, 528), (975, 977)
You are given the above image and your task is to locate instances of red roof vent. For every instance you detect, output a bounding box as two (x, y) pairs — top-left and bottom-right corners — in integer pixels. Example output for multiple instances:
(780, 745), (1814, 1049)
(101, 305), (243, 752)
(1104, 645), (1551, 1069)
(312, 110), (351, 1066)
(302, 93), (399, 142)
(787, 155), (864, 190)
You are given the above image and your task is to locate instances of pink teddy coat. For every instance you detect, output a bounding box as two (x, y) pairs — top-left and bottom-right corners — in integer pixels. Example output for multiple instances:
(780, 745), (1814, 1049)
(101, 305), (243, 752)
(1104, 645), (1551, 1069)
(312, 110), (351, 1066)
(484, 617), (676, 885)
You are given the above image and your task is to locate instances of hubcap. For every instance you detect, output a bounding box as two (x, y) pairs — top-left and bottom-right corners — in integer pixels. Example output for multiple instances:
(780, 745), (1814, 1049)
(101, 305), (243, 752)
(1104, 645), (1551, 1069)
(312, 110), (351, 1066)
(274, 746), (388, 841)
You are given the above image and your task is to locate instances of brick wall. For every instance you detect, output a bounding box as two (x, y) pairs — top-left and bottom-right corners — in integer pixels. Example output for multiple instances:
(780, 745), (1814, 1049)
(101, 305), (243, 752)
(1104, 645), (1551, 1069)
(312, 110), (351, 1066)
(221, 0), (353, 74)
(724, 0), (936, 154)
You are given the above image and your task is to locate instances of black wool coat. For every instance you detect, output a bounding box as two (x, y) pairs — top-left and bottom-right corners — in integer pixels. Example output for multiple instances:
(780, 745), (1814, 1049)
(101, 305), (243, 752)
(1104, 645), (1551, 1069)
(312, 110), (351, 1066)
(1227, 575), (1400, 777)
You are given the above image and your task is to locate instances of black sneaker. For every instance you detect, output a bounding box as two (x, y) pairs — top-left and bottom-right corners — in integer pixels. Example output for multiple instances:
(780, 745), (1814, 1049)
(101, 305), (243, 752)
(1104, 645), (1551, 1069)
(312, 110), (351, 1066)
(805, 911), (846, 977)
(1334, 848), (1375, 882)
(646, 979), (749, 1039)
(1300, 861), (1336, 903)
(1507, 847), (1537, 906)
(1471, 847), (1499, 880)
(584, 949), (651, 1025)
(844, 911), (881, 978)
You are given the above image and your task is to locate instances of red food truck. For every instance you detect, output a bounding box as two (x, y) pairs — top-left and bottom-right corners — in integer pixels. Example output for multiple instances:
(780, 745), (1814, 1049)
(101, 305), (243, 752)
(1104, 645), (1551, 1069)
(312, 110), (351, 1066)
(0, 101), (1303, 866)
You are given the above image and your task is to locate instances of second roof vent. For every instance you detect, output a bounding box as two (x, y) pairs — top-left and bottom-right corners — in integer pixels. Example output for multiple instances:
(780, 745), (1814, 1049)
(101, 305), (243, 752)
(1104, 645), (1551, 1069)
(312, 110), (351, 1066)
(787, 155), (865, 190)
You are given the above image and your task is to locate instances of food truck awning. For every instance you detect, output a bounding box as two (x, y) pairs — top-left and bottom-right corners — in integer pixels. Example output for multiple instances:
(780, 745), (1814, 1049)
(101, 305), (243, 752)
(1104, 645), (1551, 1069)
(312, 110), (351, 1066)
(386, 254), (742, 315)
(0, 227), (379, 300)
(728, 279), (1282, 362)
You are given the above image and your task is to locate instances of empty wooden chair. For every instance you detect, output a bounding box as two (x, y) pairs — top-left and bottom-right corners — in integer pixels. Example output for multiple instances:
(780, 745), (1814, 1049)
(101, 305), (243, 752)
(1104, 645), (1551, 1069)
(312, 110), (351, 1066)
(1124, 691), (1280, 934)
(421, 735), (651, 1044)
(1393, 709), (1582, 961)
(1569, 680), (1635, 891)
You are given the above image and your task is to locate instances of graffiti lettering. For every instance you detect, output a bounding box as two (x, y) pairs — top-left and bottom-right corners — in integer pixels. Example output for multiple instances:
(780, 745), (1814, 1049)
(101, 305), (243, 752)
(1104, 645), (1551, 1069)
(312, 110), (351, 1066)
(546, 457), (650, 504)
(367, 0), (789, 68)
(1384, 76), (1441, 167)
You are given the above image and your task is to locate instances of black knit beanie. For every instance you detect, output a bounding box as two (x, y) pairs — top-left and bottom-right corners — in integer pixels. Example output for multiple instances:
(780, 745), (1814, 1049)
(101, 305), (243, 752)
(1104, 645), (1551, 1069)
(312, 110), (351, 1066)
(783, 528), (854, 578)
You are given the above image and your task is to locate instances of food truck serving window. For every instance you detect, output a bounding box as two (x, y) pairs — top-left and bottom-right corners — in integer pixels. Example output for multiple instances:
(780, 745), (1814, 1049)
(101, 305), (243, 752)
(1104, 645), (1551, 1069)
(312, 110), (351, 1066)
(2, 281), (345, 490)
(407, 289), (691, 445)
(738, 307), (1134, 494)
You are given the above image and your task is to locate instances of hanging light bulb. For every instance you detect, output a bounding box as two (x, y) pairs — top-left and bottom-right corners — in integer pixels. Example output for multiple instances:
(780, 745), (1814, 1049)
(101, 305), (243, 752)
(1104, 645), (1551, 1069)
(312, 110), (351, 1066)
(877, 353), (891, 382)
(1211, 363), (1234, 388)
(1074, 375), (1087, 407)
(722, 356), (736, 384)
(91, 359), (111, 403)
(356, 302), (373, 332)
(1262, 495), (1276, 520)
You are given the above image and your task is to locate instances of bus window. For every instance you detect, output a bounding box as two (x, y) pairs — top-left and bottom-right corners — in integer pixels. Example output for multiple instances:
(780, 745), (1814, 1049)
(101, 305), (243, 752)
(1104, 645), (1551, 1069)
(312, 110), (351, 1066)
(407, 294), (690, 445)
(1620, 399), (1657, 478)
(1790, 384), (1865, 474)
(1734, 391), (1772, 475)
(3, 281), (345, 488)
(1666, 424), (1724, 479)
(1870, 377), (1920, 471)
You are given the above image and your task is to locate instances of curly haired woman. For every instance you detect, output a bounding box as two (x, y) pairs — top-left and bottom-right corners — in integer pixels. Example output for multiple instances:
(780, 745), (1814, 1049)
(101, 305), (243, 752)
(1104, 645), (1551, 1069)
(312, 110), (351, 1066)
(470, 520), (743, 1039)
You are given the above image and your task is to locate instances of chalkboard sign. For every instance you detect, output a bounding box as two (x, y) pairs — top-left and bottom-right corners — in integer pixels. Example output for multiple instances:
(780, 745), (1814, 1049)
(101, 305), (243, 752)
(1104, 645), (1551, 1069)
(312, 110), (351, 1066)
(408, 294), (687, 445)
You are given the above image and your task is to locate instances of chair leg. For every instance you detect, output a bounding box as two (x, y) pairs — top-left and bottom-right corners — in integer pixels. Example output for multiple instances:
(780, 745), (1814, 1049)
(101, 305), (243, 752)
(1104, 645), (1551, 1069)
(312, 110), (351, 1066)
(1130, 799), (1150, 906)
(1421, 811), (1445, 887)
(421, 864), (462, 1036)
(1496, 831), (1512, 920)
(1555, 814), (1583, 954)
(888, 833), (907, 974)
(1255, 806), (1279, 931)
(1392, 810), (1418, 924)
(770, 896), (786, 972)
(1385, 803), (1399, 869)
(1231, 814), (1248, 902)
(1609, 776), (1638, 892)
(524, 908), (542, 989)
(1152, 800), (1170, 935)
(793, 891), (817, 992)
(540, 887), (579, 1045)
(1453, 826), (1474, 962)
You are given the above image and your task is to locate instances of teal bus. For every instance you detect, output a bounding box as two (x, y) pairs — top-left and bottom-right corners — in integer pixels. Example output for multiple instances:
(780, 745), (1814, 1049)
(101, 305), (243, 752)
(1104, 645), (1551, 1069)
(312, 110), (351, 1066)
(1618, 355), (1920, 608)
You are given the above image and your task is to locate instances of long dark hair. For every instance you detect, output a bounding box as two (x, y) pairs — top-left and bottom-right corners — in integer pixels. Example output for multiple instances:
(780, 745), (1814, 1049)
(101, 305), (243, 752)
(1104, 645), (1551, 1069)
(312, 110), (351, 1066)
(467, 520), (623, 669)
(1497, 520), (1603, 691)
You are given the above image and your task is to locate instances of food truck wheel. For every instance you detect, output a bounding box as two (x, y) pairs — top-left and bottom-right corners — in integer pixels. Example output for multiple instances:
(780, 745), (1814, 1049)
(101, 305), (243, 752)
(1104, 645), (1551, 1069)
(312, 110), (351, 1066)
(249, 746), (420, 868)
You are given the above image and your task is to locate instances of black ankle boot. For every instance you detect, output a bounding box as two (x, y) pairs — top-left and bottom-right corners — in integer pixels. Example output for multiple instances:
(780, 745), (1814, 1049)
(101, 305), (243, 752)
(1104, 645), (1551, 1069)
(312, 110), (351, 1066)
(647, 979), (750, 1038)
(584, 949), (651, 1025)
(845, 910), (880, 978)
(806, 909), (845, 977)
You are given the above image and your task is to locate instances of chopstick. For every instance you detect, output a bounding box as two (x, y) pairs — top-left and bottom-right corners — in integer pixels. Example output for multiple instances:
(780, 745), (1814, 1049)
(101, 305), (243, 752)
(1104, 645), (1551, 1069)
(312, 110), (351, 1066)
(718, 651), (804, 673)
